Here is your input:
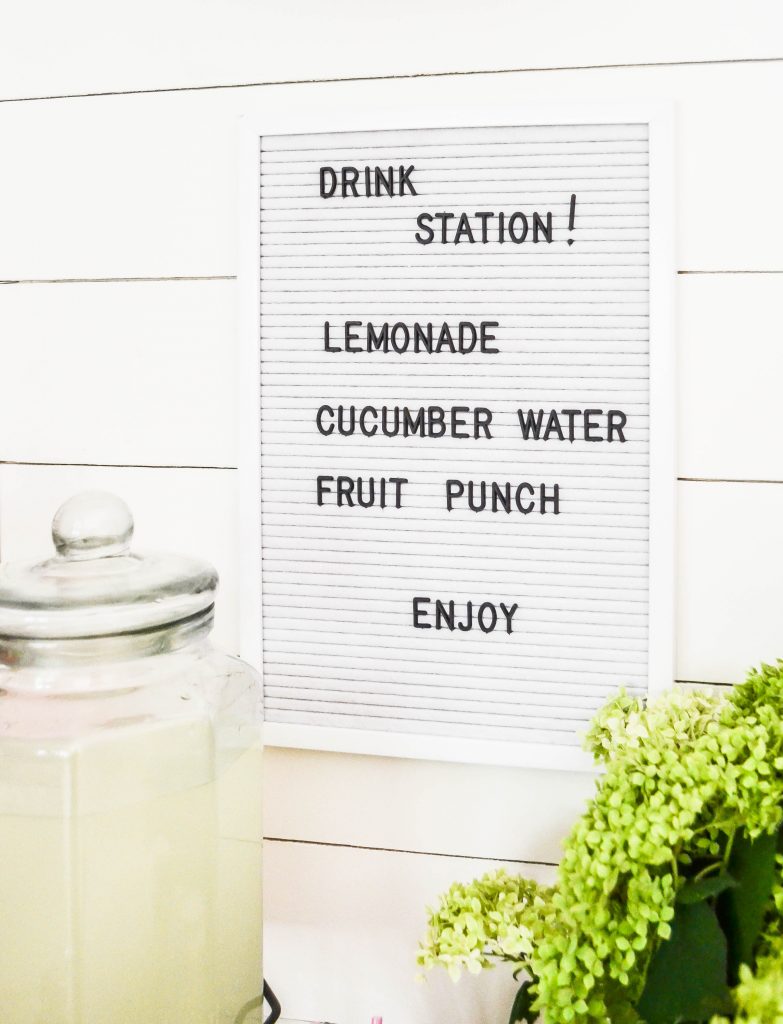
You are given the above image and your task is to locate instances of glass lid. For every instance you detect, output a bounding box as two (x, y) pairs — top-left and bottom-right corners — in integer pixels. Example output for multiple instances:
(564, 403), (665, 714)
(0, 492), (218, 639)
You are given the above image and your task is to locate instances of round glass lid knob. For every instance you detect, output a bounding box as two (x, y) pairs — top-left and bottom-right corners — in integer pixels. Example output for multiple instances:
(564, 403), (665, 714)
(51, 492), (135, 561)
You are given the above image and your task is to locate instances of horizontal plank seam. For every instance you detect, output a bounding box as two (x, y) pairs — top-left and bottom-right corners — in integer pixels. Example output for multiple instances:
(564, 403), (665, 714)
(0, 276), (235, 285)
(678, 678), (733, 687)
(263, 834), (558, 866)
(679, 476), (783, 485)
(2, 270), (781, 287)
(0, 54), (781, 105)
(678, 270), (783, 275)
(0, 460), (235, 470)
(2, 463), (781, 488)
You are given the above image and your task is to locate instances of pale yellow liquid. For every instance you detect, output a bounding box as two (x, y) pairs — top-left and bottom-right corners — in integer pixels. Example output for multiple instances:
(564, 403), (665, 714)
(0, 720), (263, 1024)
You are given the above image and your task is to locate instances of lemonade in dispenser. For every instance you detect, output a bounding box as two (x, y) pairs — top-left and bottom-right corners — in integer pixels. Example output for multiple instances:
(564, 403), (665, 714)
(0, 492), (264, 1024)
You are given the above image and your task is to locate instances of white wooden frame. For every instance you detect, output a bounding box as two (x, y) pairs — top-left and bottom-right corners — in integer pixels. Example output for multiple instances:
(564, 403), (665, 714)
(239, 97), (675, 771)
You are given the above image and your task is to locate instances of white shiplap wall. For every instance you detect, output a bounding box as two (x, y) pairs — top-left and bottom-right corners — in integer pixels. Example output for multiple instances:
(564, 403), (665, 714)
(1, 4), (782, 1021)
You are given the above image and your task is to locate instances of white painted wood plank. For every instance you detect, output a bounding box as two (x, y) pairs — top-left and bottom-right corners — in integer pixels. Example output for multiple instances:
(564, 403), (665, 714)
(260, 481), (783, 857)
(1, 272), (779, 479)
(0, 280), (236, 468)
(263, 838), (555, 1024)
(678, 480), (783, 685)
(264, 746), (592, 862)
(0, 63), (782, 279)
(0, 476), (779, 727)
(0, 464), (239, 653)
(1, 0), (781, 100)
(678, 273), (783, 481)
(0, 472), (779, 857)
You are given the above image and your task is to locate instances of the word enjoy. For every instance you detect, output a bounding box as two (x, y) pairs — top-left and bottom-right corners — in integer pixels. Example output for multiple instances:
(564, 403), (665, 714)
(412, 597), (519, 634)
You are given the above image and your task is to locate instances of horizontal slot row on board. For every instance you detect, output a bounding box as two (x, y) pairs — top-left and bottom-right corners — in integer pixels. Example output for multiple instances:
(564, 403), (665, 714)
(260, 199), (650, 216)
(261, 570), (648, 596)
(261, 470), (649, 487)
(256, 288), (646, 299)
(260, 509), (651, 535)
(262, 468), (651, 491)
(265, 699), (595, 730)
(262, 524), (649, 551)
(263, 615), (648, 645)
(260, 150), (650, 171)
(261, 125), (648, 147)
(259, 248), (650, 259)
(263, 620), (647, 651)
(262, 658), (648, 687)
(260, 534), (648, 560)
(262, 320), (649, 332)
(262, 652), (646, 681)
(257, 284), (650, 295)
(262, 671), (643, 702)
(262, 619), (650, 647)
(261, 509), (649, 529)
(258, 301), (650, 309)
(261, 566), (646, 592)
(264, 617), (648, 649)
(260, 276), (649, 288)
(262, 648), (648, 675)
(261, 542), (647, 569)
(260, 302), (650, 312)
(265, 684), (612, 713)
(263, 667), (647, 701)
(259, 353), (651, 366)
(258, 251), (649, 263)
(260, 141), (650, 158)
(261, 458), (650, 474)
(262, 709), (585, 744)
(259, 254), (650, 267)
(263, 693), (638, 722)
(261, 133), (649, 155)
(260, 385), (650, 397)
(262, 659), (646, 692)
(261, 372), (650, 385)
(260, 457), (651, 475)
(262, 580), (649, 612)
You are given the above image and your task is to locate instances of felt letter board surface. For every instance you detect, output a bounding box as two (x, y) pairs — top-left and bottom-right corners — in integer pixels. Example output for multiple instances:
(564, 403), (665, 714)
(240, 104), (675, 769)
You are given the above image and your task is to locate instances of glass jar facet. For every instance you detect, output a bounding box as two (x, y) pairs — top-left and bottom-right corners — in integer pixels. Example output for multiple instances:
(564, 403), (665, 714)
(0, 494), (263, 1024)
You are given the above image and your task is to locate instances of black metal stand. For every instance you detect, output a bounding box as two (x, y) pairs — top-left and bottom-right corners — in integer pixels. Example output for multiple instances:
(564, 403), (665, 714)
(263, 980), (282, 1024)
(234, 980), (281, 1024)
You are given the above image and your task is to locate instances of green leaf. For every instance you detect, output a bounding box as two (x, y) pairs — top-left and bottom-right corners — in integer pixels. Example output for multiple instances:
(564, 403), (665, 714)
(508, 980), (537, 1024)
(636, 901), (732, 1024)
(717, 828), (779, 984)
(677, 873), (737, 904)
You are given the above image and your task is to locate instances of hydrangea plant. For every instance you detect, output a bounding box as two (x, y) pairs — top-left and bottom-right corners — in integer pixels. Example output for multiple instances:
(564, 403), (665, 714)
(418, 661), (783, 1024)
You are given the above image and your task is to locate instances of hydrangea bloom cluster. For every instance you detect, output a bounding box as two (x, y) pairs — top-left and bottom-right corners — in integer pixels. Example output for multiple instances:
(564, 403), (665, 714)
(417, 870), (549, 980)
(418, 661), (783, 1024)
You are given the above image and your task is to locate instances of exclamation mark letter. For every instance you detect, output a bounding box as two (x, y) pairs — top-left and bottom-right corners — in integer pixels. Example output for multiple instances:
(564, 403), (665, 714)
(567, 193), (576, 246)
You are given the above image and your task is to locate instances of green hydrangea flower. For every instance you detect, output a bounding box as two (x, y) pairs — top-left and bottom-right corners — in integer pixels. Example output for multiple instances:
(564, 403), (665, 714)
(418, 660), (783, 1024)
(417, 869), (552, 980)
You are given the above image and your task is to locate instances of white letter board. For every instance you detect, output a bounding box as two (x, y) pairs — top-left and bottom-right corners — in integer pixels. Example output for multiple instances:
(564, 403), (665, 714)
(239, 103), (675, 770)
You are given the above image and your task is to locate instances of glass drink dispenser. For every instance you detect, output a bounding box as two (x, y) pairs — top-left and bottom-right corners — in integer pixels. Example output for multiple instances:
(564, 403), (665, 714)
(0, 492), (264, 1024)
